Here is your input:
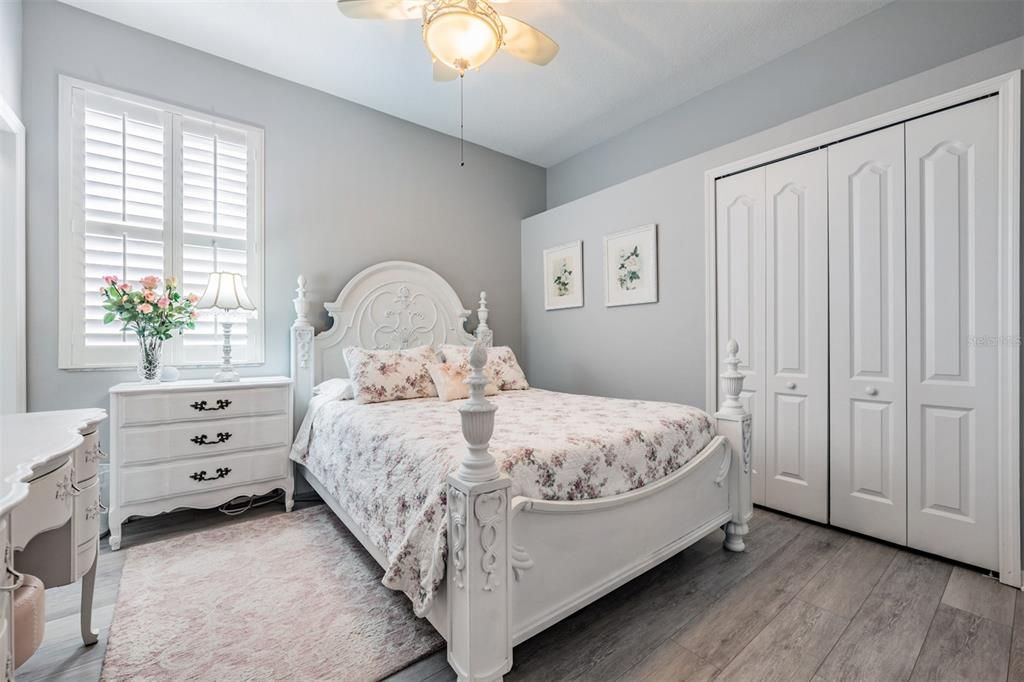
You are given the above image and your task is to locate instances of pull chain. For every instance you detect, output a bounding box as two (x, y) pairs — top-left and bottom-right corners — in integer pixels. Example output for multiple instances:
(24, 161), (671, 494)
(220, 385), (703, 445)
(459, 73), (465, 167)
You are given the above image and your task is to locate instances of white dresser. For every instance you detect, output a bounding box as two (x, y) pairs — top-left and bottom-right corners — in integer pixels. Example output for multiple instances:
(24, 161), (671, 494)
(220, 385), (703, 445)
(0, 408), (108, 677)
(108, 377), (294, 551)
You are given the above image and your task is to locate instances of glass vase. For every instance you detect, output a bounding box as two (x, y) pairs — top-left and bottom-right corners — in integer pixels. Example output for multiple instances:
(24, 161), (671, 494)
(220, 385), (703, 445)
(136, 335), (164, 384)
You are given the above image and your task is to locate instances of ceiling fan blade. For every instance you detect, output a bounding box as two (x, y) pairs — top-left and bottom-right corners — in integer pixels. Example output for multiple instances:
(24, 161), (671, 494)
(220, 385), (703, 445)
(499, 15), (559, 66)
(433, 60), (459, 82)
(336, 0), (422, 20)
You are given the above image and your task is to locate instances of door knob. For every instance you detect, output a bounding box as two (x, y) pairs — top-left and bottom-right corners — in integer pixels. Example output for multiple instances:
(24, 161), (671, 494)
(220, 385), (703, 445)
(865, 387), (878, 396)
(786, 382), (797, 390)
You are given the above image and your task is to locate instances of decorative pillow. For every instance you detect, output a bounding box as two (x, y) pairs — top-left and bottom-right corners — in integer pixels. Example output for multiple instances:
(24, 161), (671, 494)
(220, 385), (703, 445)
(427, 363), (498, 402)
(312, 378), (354, 401)
(343, 346), (437, 404)
(439, 345), (529, 391)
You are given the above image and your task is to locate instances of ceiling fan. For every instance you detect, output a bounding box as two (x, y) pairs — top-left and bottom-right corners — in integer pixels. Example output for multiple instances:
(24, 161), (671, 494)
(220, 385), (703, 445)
(336, 0), (560, 81)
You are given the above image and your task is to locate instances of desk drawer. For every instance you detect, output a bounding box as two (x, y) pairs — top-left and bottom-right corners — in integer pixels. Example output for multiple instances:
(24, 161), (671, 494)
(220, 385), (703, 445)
(119, 447), (289, 504)
(119, 414), (291, 465)
(119, 386), (289, 427)
(75, 430), (103, 483)
(75, 477), (101, 547)
(12, 458), (73, 550)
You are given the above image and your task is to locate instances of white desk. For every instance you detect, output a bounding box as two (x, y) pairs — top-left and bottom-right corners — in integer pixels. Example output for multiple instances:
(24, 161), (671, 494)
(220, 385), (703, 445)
(0, 409), (107, 677)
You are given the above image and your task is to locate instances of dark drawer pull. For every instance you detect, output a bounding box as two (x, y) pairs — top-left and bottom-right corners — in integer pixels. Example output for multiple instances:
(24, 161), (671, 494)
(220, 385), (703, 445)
(190, 399), (232, 412)
(189, 467), (232, 483)
(190, 432), (232, 446)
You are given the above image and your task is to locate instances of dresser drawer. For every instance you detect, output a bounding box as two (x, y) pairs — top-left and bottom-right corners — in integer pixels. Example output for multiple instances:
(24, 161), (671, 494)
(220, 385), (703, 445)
(119, 413), (291, 465)
(75, 430), (103, 483)
(119, 447), (290, 504)
(75, 477), (101, 547)
(118, 386), (289, 427)
(12, 458), (74, 550)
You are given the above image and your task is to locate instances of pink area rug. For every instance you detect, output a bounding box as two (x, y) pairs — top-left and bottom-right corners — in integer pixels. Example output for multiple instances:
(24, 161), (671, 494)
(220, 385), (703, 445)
(101, 506), (444, 681)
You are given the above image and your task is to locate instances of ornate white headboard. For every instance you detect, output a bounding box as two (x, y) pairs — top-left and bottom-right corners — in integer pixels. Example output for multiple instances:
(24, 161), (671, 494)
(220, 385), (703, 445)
(290, 261), (492, 426)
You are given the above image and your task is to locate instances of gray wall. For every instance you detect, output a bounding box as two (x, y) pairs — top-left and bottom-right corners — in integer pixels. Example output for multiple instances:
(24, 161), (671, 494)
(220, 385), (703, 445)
(521, 36), (1024, 411)
(0, 0), (21, 117)
(546, 0), (1024, 209)
(23, 1), (546, 424)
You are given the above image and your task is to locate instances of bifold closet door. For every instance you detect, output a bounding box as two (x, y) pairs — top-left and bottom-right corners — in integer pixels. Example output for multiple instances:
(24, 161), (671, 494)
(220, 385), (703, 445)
(905, 97), (1000, 571)
(764, 151), (829, 522)
(716, 167), (767, 505)
(828, 125), (907, 544)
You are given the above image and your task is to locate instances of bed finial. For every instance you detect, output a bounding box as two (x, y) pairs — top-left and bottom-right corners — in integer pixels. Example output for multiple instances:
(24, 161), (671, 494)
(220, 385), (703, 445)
(294, 275), (310, 324)
(718, 338), (745, 418)
(475, 291), (493, 347)
(456, 340), (499, 482)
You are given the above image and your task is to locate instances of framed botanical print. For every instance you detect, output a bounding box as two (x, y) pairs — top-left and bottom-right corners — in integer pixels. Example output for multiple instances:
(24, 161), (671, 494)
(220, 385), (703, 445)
(543, 240), (583, 310)
(603, 224), (658, 307)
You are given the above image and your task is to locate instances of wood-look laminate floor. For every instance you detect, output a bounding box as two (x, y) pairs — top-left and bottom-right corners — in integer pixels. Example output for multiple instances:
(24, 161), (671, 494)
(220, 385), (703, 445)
(20, 501), (1024, 682)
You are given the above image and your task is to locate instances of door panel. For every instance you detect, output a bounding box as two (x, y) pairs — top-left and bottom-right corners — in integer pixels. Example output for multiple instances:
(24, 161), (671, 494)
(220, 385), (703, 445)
(906, 97), (999, 570)
(716, 168), (766, 505)
(828, 125), (907, 544)
(764, 150), (829, 522)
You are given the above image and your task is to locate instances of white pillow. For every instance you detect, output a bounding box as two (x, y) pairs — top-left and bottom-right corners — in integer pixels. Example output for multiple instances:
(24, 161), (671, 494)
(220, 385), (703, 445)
(313, 378), (354, 401)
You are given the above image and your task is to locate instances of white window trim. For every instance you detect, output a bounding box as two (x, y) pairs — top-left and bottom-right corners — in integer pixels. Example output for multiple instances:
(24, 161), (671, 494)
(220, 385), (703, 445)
(58, 75), (266, 370)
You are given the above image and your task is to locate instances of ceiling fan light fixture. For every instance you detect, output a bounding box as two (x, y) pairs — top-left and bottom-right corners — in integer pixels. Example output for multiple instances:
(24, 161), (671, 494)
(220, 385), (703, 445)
(423, 0), (503, 73)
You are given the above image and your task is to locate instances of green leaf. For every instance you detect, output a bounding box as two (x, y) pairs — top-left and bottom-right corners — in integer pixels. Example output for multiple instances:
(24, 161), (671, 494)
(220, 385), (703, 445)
(103, 312), (116, 324)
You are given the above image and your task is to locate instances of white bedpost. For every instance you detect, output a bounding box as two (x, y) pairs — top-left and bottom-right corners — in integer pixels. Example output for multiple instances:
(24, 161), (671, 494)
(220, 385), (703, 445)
(291, 275), (315, 435)
(447, 340), (511, 682)
(717, 339), (753, 552)
(474, 291), (493, 347)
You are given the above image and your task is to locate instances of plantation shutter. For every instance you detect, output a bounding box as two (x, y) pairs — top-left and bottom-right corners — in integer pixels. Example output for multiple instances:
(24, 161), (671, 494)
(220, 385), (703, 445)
(60, 78), (264, 369)
(74, 88), (172, 364)
(179, 117), (253, 362)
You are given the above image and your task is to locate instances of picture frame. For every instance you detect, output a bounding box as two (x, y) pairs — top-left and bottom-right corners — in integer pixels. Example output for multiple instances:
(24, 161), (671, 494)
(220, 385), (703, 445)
(603, 224), (658, 307)
(543, 240), (583, 310)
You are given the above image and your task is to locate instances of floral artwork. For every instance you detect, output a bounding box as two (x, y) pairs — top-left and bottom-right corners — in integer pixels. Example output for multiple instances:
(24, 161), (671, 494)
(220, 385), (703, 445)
(604, 224), (658, 306)
(617, 245), (641, 291)
(543, 241), (583, 310)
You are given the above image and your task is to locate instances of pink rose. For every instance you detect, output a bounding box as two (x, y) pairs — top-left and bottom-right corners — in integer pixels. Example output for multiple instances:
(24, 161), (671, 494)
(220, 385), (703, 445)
(190, 310), (199, 320)
(118, 282), (131, 292)
(157, 297), (170, 309)
(165, 276), (178, 288)
(140, 275), (160, 289)
(103, 275), (118, 285)
(98, 286), (106, 294)
(187, 293), (199, 304)
(143, 290), (157, 302)
(137, 303), (153, 314)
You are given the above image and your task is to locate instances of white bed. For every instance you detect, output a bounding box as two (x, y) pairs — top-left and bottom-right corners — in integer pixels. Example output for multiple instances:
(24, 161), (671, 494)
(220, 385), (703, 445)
(289, 261), (752, 681)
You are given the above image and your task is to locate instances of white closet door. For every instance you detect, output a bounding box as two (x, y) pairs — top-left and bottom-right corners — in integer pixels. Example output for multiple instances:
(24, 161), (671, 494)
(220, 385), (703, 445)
(828, 125), (907, 544)
(716, 167), (766, 505)
(905, 97), (1000, 571)
(764, 151), (829, 522)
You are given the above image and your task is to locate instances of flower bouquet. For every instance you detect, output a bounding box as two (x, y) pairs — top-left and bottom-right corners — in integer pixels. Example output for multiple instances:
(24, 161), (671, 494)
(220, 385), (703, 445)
(99, 275), (199, 383)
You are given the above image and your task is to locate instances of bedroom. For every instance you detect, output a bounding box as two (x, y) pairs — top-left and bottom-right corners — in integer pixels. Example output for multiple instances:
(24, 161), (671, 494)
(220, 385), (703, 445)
(0, 0), (1022, 679)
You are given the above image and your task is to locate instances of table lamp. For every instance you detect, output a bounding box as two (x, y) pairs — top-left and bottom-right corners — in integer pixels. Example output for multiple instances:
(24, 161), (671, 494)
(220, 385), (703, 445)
(196, 272), (256, 383)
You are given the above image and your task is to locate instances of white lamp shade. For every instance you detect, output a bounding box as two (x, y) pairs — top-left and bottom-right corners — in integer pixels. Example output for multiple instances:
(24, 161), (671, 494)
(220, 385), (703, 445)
(196, 272), (256, 314)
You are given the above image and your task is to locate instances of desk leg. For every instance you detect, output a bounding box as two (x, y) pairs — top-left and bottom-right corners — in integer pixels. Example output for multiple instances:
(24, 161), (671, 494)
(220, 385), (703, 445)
(81, 546), (99, 646)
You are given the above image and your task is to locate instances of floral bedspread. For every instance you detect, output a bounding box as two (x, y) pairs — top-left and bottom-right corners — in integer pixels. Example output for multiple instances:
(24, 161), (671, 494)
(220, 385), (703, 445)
(291, 388), (714, 616)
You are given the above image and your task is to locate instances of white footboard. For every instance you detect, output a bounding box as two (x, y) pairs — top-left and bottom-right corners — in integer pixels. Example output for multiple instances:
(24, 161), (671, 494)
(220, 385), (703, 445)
(445, 340), (752, 682)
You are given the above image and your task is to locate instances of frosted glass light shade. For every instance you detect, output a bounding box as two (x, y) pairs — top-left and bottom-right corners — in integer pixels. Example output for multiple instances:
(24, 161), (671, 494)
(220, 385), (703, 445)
(424, 8), (501, 72)
(196, 272), (256, 314)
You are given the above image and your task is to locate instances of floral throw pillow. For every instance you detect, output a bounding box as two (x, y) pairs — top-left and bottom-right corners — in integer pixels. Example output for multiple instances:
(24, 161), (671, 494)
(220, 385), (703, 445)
(427, 363), (499, 402)
(343, 346), (437, 404)
(439, 345), (529, 391)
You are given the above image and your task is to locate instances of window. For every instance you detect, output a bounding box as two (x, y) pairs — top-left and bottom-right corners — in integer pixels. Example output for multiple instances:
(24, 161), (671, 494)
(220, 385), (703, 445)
(58, 77), (264, 368)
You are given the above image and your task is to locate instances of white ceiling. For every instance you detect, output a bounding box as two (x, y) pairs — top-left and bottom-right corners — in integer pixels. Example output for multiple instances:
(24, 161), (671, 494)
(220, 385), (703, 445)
(61, 0), (891, 167)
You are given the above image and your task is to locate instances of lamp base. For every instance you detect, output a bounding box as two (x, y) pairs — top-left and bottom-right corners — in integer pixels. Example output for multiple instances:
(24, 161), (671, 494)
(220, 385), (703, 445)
(213, 320), (240, 383)
(213, 367), (241, 383)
